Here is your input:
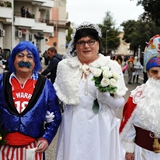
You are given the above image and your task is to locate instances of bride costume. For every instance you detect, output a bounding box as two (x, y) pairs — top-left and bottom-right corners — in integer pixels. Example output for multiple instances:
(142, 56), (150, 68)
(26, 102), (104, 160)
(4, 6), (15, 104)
(54, 22), (128, 160)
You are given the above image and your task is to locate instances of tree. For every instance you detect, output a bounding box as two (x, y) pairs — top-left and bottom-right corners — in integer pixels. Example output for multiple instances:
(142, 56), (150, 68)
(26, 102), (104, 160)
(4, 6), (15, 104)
(98, 11), (120, 55)
(121, 19), (160, 55)
(66, 27), (73, 47)
(137, 0), (160, 26)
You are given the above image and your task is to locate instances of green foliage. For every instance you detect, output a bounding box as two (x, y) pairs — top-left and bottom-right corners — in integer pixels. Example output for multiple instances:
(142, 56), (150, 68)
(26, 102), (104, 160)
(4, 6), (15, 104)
(0, 1), (12, 7)
(121, 19), (160, 54)
(137, 0), (160, 26)
(98, 11), (120, 55)
(31, 14), (35, 18)
(6, 1), (12, 7)
(66, 27), (73, 43)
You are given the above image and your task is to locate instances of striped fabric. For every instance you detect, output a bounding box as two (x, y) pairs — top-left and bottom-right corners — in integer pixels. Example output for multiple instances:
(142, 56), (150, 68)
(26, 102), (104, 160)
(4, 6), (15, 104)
(0, 141), (43, 160)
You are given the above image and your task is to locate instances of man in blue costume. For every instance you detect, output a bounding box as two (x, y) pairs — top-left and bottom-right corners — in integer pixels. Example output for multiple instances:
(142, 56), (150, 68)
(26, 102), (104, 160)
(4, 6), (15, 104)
(0, 41), (61, 160)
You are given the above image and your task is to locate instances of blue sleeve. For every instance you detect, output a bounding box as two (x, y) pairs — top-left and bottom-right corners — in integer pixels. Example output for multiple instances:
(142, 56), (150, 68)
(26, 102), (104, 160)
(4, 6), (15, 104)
(42, 79), (61, 144)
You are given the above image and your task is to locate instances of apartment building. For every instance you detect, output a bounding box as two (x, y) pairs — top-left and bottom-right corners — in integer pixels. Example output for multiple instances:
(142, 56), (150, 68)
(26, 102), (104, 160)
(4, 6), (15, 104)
(0, 0), (69, 56)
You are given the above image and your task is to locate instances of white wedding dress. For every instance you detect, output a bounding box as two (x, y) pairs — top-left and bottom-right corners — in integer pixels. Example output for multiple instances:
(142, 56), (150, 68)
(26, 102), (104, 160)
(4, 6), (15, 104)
(55, 74), (125, 160)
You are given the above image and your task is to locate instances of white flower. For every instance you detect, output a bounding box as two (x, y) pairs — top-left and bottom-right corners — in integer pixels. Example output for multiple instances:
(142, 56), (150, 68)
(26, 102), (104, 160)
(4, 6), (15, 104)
(93, 68), (102, 77)
(101, 66), (110, 71)
(112, 72), (119, 80)
(100, 78), (110, 87)
(103, 70), (112, 78)
(92, 66), (119, 93)
(109, 78), (117, 87)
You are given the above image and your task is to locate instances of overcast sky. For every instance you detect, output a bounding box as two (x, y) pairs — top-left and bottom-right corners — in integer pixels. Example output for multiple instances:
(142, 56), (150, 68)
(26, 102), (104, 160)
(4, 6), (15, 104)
(66, 0), (144, 29)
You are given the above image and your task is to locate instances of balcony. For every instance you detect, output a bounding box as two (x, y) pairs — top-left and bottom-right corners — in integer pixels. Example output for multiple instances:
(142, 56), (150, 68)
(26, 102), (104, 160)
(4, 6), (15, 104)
(31, 21), (46, 31)
(43, 25), (54, 33)
(14, 13), (54, 33)
(0, 6), (12, 19)
(47, 20), (70, 29)
(14, 16), (35, 28)
(32, 21), (53, 34)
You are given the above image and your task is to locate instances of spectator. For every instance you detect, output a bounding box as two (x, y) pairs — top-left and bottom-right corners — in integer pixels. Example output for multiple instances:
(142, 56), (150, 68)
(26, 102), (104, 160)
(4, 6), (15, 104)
(43, 50), (49, 65)
(41, 47), (62, 83)
(26, 8), (31, 18)
(132, 56), (143, 84)
(20, 6), (25, 17)
(127, 56), (134, 84)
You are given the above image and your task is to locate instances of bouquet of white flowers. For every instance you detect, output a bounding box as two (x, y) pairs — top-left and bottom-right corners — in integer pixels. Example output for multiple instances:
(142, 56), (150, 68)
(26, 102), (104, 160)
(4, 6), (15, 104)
(92, 66), (119, 114)
(92, 66), (119, 93)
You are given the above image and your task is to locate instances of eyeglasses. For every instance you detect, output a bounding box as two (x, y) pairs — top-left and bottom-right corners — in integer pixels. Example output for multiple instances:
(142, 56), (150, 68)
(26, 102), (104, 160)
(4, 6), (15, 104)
(76, 40), (96, 47)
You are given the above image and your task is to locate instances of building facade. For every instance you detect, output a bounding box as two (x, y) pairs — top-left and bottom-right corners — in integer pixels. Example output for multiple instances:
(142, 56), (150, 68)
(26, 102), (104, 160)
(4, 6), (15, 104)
(0, 0), (69, 56)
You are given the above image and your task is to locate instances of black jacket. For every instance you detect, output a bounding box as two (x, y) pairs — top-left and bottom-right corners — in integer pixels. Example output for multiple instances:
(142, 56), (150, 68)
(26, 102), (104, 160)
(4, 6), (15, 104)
(41, 53), (62, 83)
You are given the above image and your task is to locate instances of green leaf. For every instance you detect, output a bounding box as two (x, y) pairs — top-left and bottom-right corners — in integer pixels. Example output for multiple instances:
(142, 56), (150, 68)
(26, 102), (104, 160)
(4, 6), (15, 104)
(92, 99), (99, 114)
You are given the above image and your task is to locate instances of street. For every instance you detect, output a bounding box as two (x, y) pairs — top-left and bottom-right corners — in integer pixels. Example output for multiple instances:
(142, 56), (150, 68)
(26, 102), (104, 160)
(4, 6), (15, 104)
(45, 70), (144, 160)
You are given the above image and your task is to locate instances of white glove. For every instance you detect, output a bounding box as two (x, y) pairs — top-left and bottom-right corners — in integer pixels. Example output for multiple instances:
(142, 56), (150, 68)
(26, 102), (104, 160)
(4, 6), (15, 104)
(45, 111), (55, 123)
(97, 90), (111, 104)
(97, 90), (125, 109)
(26, 148), (36, 160)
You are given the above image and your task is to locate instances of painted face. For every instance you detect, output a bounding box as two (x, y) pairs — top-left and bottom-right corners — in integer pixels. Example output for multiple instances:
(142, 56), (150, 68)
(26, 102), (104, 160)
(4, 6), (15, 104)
(76, 37), (99, 64)
(14, 50), (35, 75)
(148, 67), (160, 80)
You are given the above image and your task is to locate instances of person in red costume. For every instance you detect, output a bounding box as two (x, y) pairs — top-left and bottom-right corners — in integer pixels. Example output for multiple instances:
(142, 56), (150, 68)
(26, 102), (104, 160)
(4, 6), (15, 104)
(120, 34), (160, 160)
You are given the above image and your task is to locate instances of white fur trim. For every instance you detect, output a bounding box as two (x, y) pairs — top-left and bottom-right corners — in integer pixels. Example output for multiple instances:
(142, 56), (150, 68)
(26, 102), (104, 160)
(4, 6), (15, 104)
(122, 141), (135, 153)
(120, 106), (136, 152)
(54, 54), (127, 105)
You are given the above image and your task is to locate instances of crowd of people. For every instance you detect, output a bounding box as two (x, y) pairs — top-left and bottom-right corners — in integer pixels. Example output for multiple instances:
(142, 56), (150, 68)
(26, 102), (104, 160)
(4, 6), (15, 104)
(111, 54), (145, 84)
(1, 21), (160, 160)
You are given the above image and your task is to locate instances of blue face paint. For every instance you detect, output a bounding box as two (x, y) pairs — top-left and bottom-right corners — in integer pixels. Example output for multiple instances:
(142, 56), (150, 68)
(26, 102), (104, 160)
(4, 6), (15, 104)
(18, 61), (31, 68)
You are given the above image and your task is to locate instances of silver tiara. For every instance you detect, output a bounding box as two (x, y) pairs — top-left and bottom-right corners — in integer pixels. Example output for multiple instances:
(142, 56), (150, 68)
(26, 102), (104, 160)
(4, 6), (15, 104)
(76, 21), (102, 37)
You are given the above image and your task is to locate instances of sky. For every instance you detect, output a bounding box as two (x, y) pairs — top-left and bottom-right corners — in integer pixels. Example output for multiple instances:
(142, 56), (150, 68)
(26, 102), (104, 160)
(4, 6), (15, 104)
(66, 0), (144, 29)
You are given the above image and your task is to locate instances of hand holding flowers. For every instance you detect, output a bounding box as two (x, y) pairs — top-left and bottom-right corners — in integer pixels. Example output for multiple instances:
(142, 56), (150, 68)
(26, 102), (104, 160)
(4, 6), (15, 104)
(92, 66), (119, 93)
(92, 66), (119, 114)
